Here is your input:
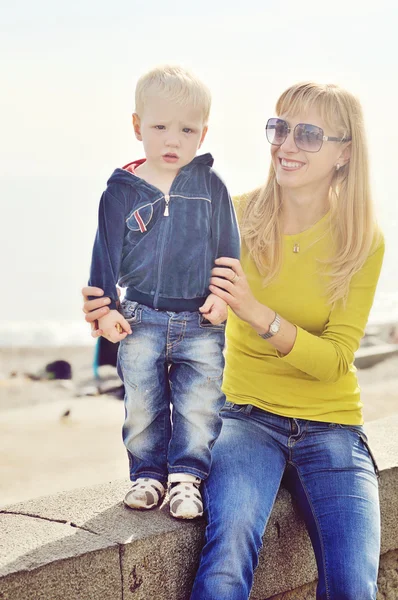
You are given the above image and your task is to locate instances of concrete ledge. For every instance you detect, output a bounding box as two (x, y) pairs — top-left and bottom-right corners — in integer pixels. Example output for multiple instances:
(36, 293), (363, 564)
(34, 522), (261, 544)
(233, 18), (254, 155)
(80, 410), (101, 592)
(1, 415), (398, 600)
(355, 344), (398, 369)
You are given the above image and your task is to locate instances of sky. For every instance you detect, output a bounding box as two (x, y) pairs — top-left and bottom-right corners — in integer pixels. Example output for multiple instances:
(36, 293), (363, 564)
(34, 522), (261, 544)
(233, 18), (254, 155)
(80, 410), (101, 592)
(1, 0), (398, 330)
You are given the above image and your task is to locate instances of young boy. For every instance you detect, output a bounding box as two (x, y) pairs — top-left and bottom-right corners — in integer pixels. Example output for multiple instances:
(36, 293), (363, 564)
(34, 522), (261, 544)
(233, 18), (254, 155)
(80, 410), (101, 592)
(89, 65), (240, 519)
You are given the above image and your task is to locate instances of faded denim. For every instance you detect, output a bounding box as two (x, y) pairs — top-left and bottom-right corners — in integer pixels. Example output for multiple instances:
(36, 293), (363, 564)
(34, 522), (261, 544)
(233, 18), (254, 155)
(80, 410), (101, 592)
(191, 403), (380, 600)
(118, 299), (226, 482)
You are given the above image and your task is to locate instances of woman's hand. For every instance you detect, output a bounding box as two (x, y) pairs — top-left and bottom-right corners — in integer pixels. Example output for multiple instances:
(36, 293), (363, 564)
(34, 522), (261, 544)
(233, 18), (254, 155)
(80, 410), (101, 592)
(209, 257), (273, 328)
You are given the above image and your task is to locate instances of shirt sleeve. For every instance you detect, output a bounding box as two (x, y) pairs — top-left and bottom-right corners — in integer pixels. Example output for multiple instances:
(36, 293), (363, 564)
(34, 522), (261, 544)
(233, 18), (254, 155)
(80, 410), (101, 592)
(212, 180), (241, 260)
(278, 238), (385, 383)
(88, 187), (127, 310)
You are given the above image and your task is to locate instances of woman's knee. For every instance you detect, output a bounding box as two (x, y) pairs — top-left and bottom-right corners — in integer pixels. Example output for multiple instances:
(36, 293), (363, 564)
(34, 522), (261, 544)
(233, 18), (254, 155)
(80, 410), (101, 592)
(320, 568), (378, 600)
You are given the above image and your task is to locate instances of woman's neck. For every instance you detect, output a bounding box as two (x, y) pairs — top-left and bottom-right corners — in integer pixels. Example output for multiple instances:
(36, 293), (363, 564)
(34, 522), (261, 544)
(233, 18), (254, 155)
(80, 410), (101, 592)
(280, 186), (330, 235)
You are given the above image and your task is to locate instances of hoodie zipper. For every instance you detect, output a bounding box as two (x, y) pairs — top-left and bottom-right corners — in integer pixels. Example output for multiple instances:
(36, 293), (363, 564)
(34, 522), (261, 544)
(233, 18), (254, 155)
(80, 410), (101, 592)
(164, 194), (170, 216)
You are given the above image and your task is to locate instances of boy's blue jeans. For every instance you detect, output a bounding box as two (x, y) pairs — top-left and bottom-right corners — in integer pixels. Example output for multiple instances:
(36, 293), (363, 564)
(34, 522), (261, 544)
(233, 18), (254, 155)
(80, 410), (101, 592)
(117, 300), (226, 483)
(191, 403), (380, 600)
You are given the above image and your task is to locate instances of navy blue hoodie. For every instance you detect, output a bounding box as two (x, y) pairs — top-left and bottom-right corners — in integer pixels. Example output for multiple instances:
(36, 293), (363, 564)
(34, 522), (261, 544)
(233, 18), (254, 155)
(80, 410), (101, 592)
(89, 153), (240, 312)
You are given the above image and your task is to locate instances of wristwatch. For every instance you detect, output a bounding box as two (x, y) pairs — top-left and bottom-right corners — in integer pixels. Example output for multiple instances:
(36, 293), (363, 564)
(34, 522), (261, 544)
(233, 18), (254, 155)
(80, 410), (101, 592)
(259, 312), (281, 339)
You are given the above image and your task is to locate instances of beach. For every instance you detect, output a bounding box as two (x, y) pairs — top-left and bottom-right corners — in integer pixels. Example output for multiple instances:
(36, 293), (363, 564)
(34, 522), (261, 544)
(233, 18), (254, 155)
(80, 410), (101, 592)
(1, 345), (398, 507)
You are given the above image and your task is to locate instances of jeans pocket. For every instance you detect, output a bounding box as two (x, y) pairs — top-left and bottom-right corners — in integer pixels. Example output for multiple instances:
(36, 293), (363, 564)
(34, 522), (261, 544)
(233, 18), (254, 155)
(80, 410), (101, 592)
(120, 300), (142, 325)
(198, 314), (226, 330)
(357, 433), (380, 478)
(222, 401), (251, 413)
(341, 425), (380, 478)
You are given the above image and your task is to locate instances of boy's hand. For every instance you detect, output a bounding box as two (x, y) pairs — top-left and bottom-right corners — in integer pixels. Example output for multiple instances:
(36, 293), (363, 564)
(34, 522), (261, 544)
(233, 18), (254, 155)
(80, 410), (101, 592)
(98, 310), (131, 343)
(199, 294), (228, 325)
(82, 286), (127, 338)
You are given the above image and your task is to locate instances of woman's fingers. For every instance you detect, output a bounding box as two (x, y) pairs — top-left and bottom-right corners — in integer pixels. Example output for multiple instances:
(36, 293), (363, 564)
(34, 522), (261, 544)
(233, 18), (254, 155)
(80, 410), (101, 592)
(208, 285), (231, 303)
(209, 276), (235, 292)
(81, 286), (105, 301)
(210, 266), (243, 281)
(214, 257), (244, 276)
(84, 306), (110, 323)
(83, 297), (110, 314)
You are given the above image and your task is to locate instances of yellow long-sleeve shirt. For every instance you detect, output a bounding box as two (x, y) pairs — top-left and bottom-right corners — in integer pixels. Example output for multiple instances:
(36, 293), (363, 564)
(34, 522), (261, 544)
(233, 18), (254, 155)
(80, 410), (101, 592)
(222, 203), (385, 425)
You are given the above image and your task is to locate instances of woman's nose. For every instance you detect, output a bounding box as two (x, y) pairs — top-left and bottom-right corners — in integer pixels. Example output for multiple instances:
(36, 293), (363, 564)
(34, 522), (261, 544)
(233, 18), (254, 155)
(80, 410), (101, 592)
(280, 129), (299, 152)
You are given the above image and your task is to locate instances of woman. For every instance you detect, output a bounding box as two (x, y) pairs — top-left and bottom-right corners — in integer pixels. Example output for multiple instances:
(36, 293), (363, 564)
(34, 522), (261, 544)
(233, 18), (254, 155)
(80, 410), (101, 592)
(83, 82), (384, 600)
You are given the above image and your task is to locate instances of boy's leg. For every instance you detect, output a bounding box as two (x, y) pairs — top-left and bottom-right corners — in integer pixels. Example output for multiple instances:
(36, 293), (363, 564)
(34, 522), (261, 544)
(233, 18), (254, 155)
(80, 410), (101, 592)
(118, 303), (171, 487)
(167, 313), (226, 481)
(190, 405), (287, 600)
(285, 422), (380, 600)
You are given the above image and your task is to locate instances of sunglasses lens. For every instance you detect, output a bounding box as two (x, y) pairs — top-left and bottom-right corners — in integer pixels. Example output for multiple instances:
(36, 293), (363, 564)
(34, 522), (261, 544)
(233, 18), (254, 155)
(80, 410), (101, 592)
(266, 118), (287, 146)
(295, 124), (323, 152)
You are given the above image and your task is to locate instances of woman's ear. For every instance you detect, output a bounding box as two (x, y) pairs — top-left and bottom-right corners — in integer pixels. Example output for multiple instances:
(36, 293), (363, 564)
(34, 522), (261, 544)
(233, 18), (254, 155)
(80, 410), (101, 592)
(132, 113), (142, 141)
(338, 141), (352, 167)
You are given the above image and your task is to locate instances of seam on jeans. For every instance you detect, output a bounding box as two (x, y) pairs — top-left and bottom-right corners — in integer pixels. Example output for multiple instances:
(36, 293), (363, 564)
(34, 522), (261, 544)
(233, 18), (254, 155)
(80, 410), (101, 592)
(166, 320), (186, 356)
(348, 429), (380, 479)
(168, 464), (208, 478)
(289, 430), (308, 448)
(291, 462), (331, 600)
(131, 471), (167, 482)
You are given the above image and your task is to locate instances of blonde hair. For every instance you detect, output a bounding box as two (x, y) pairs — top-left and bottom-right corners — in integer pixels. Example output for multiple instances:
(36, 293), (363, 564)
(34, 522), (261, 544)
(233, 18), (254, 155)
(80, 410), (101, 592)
(240, 82), (380, 305)
(134, 65), (211, 124)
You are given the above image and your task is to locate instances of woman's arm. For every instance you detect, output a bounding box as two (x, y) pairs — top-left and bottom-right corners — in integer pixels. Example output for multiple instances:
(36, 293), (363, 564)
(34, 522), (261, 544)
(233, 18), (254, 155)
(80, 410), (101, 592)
(210, 240), (384, 382)
(209, 258), (297, 355)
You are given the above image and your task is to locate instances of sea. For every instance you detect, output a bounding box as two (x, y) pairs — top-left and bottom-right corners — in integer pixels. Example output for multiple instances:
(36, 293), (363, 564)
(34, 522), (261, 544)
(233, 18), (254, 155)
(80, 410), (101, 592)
(1, 174), (397, 348)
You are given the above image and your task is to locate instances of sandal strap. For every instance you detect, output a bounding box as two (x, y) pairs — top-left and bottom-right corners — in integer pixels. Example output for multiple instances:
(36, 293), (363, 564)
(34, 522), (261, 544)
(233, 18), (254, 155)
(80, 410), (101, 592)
(130, 478), (165, 502)
(132, 478), (165, 493)
(169, 481), (203, 518)
(169, 482), (202, 503)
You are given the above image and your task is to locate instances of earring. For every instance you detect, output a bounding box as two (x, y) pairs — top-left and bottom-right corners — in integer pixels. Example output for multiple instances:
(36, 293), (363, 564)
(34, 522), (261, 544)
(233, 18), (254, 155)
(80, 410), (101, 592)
(336, 163), (341, 171)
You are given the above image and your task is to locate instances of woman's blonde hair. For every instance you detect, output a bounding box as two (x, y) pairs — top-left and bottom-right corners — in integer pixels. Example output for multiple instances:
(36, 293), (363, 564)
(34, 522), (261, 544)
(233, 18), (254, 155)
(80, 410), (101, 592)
(135, 65), (211, 124)
(240, 82), (380, 305)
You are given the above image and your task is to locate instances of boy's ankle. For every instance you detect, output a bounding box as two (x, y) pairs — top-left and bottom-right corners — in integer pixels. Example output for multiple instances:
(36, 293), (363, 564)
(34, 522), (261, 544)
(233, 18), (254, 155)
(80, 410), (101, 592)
(168, 473), (201, 486)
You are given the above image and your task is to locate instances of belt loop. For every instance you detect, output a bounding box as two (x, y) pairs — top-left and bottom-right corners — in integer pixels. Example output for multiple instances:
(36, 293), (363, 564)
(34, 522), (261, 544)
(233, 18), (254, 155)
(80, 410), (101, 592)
(243, 404), (253, 415)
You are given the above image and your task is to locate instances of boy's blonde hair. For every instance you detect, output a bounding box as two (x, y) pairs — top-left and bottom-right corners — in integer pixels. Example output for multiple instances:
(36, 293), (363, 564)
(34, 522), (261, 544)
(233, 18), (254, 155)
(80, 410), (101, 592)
(240, 82), (381, 305)
(135, 65), (211, 124)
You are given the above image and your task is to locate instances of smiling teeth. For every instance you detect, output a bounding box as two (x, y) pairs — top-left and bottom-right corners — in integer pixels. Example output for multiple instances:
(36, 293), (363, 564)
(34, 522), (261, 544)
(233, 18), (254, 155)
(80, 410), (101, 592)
(281, 159), (302, 168)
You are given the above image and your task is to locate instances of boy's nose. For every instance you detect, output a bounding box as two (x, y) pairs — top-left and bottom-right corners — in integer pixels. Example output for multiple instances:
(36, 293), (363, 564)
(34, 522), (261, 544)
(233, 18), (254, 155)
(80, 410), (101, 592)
(166, 138), (180, 148)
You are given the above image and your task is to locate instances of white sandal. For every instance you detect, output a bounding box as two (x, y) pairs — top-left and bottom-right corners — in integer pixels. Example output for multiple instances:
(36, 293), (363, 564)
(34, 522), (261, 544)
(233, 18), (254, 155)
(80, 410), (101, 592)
(169, 476), (203, 520)
(124, 477), (166, 510)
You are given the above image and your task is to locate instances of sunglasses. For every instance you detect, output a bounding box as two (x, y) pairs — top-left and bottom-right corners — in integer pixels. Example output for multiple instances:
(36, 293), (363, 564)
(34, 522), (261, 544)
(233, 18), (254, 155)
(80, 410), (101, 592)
(265, 118), (351, 153)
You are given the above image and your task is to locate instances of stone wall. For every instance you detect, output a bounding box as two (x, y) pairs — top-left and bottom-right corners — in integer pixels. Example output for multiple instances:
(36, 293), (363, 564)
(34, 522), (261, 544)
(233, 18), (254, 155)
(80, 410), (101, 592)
(1, 415), (397, 600)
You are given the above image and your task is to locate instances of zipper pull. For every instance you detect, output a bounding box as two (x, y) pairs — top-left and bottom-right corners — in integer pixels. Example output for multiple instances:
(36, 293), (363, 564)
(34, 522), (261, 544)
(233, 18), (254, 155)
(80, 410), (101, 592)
(164, 194), (170, 216)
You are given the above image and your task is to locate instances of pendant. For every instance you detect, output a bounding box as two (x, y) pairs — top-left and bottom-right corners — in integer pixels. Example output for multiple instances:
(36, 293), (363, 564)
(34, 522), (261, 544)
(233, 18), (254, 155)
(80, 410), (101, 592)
(293, 243), (300, 253)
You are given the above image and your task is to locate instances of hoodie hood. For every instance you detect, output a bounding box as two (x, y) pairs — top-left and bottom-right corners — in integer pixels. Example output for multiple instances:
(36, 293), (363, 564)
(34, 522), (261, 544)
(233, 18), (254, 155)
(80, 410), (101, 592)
(106, 153), (214, 187)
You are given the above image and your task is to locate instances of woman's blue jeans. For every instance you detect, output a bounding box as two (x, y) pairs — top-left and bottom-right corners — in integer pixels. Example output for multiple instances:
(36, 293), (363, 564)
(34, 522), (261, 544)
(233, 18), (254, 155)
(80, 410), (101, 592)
(190, 402), (380, 600)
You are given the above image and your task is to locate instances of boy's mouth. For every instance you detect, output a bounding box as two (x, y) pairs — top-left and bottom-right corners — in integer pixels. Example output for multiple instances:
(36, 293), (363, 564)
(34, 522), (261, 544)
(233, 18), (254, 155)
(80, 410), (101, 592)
(162, 153), (179, 163)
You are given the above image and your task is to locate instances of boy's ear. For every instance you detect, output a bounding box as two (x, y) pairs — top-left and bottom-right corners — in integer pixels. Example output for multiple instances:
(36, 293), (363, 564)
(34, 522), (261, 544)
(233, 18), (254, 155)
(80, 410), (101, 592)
(132, 113), (142, 141)
(198, 125), (208, 148)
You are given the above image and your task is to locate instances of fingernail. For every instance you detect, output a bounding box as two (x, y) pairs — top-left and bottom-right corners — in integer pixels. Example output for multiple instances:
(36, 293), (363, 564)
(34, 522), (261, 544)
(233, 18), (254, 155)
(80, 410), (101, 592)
(103, 299), (110, 305)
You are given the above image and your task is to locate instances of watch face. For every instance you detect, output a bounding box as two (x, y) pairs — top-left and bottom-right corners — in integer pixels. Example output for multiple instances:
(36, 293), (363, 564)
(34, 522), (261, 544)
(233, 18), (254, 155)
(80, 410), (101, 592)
(270, 323), (278, 334)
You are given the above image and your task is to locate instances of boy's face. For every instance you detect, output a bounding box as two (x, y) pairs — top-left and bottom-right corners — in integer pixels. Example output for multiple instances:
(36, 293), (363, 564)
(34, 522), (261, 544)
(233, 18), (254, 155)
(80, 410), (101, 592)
(133, 95), (208, 173)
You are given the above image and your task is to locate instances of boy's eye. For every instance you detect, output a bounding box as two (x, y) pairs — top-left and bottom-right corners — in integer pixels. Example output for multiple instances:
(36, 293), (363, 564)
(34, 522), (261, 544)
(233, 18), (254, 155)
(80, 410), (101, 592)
(154, 125), (166, 130)
(182, 127), (193, 133)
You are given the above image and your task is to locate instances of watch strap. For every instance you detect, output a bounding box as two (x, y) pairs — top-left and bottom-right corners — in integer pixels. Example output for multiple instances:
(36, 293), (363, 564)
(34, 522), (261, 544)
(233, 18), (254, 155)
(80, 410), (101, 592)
(259, 312), (281, 339)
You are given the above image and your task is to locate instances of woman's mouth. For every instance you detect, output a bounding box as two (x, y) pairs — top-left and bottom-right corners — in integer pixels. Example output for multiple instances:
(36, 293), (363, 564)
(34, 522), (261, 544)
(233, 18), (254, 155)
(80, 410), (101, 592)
(279, 157), (305, 171)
